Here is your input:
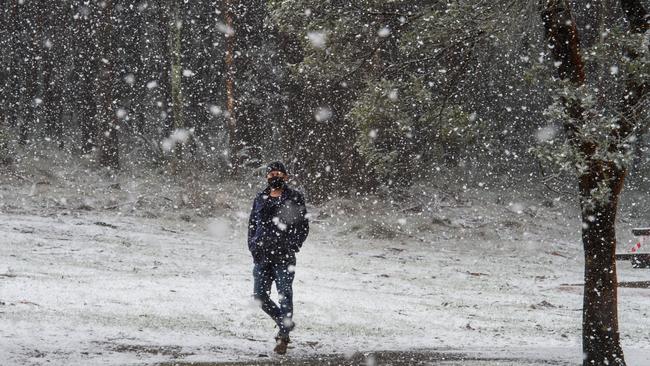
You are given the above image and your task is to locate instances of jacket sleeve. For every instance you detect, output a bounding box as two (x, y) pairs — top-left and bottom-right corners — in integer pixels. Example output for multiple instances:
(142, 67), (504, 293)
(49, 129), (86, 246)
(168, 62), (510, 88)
(289, 193), (309, 251)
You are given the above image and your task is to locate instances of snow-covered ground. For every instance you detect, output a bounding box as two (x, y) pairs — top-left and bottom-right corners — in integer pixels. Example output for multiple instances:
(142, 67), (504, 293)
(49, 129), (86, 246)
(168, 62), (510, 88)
(1, 157), (649, 366)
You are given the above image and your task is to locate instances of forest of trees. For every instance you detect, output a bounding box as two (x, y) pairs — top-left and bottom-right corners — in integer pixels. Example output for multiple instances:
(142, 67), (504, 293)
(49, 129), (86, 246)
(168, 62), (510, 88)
(2, 1), (646, 199)
(0, 1), (648, 365)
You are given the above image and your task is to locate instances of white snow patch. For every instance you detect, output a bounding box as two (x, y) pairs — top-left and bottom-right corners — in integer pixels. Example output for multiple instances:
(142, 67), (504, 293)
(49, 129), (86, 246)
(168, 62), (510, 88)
(208, 105), (222, 117)
(535, 125), (558, 143)
(508, 202), (525, 214)
(314, 107), (333, 122)
(207, 218), (231, 238)
(216, 22), (234, 36)
(124, 74), (135, 85)
(161, 128), (191, 152)
(307, 31), (327, 49)
(388, 89), (399, 101)
(1, 177), (648, 366)
(115, 108), (127, 119)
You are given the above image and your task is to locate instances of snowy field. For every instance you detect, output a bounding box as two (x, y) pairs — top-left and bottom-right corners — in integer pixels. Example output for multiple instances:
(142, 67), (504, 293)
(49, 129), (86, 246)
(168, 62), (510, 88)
(1, 161), (649, 366)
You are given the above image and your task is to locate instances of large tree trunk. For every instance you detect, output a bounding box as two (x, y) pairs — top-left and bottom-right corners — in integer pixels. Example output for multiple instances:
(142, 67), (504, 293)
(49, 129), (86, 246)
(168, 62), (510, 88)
(579, 164), (626, 366)
(541, 1), (627, 365)
(98, 0), (119, 170)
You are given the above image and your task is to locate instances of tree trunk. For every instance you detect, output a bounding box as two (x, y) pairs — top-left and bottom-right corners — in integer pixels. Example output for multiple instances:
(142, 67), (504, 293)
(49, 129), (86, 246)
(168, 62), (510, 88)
(224, 0), (240, 174)
(43, 4), (64, 148)
(541, 2), (627, 365)
(169, 0), (184, 174)
(79, 50), (98, 155)
(0, 3), (10, 132)
(19, 1), (41, 145)
(579, 164), (626, 366)
(156, 2), (173, 140)
(72, 2), (98, 154)
(98, 0), (119, 170)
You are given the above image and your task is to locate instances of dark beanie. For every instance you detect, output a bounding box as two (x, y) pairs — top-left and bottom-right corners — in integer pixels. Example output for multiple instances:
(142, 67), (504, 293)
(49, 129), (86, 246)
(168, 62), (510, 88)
(266, 161), (287, 175)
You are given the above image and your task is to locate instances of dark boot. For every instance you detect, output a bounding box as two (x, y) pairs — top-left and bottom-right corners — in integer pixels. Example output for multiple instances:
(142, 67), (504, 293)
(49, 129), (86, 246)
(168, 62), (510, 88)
(273, 335), (290, 355)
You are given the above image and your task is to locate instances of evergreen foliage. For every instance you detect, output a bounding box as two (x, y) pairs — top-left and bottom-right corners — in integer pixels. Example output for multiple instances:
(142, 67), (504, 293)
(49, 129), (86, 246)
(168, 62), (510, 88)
(350, 77), (478, 186)
(0, 0), (647, 196)
(533, 26), (649, 207)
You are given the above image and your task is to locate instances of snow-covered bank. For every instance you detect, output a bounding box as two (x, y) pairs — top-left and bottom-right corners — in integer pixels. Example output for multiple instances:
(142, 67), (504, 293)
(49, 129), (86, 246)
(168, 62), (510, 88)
(1, 157), (649, 365)
(1, 197), (649, 365)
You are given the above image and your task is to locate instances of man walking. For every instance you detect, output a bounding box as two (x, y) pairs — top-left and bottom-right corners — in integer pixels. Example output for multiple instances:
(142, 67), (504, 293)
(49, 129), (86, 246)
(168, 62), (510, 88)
(248, 161), (309, 355)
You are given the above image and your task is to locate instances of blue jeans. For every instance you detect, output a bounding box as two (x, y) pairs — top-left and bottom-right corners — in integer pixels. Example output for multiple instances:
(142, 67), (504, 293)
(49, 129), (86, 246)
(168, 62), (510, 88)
(253, 262), (295, 337)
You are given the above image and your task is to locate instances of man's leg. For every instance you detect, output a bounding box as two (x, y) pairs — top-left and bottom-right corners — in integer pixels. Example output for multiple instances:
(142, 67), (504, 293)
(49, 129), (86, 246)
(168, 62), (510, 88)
(273, 263), (295, 338)
(253, 263), (283, 326)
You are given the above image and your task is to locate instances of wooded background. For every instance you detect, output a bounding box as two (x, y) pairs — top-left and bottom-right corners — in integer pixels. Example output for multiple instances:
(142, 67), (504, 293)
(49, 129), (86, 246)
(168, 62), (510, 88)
(0, 2), (648, 365)
(0, 1), (648, 201)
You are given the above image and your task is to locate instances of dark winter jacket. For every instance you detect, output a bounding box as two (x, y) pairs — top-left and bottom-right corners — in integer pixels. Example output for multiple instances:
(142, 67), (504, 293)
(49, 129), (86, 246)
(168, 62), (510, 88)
(247, 186), (309, 265)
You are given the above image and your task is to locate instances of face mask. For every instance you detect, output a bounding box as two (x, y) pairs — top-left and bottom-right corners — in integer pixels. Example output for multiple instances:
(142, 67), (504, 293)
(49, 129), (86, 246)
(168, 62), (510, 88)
(268, 176), (285, 190)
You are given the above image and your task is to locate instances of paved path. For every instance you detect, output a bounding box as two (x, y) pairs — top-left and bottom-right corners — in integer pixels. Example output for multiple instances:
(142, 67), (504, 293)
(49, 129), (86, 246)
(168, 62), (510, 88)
(157, 350), (573, 366)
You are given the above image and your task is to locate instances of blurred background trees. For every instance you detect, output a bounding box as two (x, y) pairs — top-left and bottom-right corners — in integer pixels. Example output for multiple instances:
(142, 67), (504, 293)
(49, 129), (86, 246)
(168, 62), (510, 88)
(0, 0), (647, 201)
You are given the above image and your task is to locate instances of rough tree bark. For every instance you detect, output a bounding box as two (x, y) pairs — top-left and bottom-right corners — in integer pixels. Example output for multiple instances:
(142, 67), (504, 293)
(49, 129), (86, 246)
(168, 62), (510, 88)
(542, 1), (648, 365)
(542, 1), (622, 365)
(98, 0), (119, 170)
